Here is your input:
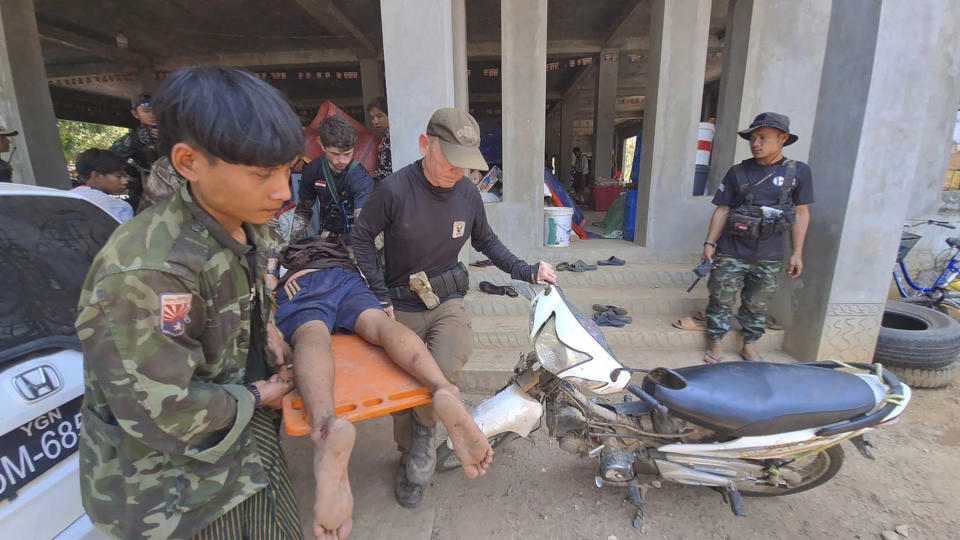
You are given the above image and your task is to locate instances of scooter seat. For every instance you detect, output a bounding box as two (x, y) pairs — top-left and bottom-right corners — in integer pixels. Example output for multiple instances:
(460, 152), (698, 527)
(642, 362), (877, 437)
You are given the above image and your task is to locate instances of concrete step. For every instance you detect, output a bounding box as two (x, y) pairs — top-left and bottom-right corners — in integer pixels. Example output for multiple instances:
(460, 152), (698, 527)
(485, 238), (700, 266)
(464, 285), (707, 317)
(468, 313), (784, 352)
(467, 262), (702, 288)
(458, 346), (801, 393)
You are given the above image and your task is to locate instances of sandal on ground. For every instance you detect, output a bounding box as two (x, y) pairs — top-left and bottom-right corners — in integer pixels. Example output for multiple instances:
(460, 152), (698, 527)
(593, 311), (626, 327)
(608, 310), (632, 323)
(592, 304), (628, 316)
(556, 262), (572, 271)
(597, 256), (626, 266)
(692, 310), (707, 322)
(739, 353), (766, 362)
(478, 281), (506, 295)
(703, 350), (725, 364)
(568, 259), (598, 272)
(503, 286), (519, 298)
(671, 317), (705, 331)
(765, 317), (783, 330)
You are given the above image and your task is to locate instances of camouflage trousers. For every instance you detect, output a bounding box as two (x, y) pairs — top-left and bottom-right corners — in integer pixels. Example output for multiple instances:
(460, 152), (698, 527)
(705, 255), (783, 344)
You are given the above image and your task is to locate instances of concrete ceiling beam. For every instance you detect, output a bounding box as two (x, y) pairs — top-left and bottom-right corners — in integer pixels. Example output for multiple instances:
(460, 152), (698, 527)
(156, 48), (362, 71)
(37, 17), (150, 67)
(604, 0), (644, 46)
(293, 0), (377, 57)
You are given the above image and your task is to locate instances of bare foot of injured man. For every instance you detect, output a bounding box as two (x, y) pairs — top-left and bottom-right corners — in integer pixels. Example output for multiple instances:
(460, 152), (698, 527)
(312, 416), (356, 540)
(432, 385), (494, 478)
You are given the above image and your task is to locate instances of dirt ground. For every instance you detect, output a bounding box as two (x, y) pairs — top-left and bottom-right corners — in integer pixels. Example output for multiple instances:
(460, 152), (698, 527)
(282, 379), (960, 540)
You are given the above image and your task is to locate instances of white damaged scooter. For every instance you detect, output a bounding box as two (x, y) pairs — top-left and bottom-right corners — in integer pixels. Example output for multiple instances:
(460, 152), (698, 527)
(437, 283), (911, 527)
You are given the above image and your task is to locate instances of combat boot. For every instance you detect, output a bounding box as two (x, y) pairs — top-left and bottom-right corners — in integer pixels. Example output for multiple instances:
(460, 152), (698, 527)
(395, 455), (424, 508)
(405, 419), (437, 485)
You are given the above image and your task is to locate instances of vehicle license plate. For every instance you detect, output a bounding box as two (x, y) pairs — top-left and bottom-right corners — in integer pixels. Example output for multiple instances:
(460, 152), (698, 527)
(0, 396), (83, 501)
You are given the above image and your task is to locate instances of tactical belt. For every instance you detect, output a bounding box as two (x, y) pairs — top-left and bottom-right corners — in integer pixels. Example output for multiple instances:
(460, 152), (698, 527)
(389, 263), (470, 301)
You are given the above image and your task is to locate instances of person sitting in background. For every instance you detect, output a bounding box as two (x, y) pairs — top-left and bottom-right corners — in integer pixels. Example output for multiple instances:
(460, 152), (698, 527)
(0, 125), (19, 183)
(368, 97), (392, 185)
(70, 148), (133, 223)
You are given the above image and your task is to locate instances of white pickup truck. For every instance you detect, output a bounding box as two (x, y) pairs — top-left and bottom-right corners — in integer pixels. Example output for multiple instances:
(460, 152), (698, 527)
(0, 184), (119, 539)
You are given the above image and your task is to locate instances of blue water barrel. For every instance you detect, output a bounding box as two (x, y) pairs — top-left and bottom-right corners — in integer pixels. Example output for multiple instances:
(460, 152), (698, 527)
(624, 189), (638, 242)
(694, 164), (710, 196)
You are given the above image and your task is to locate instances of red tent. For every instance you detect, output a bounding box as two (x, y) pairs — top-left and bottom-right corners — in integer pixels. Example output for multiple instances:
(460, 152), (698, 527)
(303, 100), (379, 173)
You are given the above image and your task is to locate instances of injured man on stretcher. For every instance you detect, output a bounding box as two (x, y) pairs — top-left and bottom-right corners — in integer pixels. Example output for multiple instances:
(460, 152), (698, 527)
(272, 235), (493, 540)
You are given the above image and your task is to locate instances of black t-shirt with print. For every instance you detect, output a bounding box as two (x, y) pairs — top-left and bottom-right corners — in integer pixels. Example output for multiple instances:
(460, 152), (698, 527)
(711, 157), (814, 261)
(351, 160), (538, 311)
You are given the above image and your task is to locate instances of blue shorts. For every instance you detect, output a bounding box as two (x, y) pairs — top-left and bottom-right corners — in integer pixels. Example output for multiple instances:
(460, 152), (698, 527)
(274, 267), (382, 341)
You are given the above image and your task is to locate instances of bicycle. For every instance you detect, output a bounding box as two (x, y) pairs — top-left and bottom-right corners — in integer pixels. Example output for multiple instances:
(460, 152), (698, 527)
(893, 219), (960, 310)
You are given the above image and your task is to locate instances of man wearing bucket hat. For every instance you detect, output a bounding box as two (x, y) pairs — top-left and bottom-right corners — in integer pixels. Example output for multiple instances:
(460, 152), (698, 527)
(700, 112), (813, 364)
(0, 125), (19, 183)
(352, 107), (556, 507)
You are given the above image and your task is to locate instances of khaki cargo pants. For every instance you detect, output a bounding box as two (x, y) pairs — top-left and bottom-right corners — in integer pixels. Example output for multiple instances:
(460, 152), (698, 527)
(392, 297), (473, 452)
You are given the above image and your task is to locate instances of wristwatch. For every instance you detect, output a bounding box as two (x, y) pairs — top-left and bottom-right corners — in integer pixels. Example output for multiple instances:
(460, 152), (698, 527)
(266, 268), (280, 277)
(243, 384), (261, 407)
(703, 241), (717, 248)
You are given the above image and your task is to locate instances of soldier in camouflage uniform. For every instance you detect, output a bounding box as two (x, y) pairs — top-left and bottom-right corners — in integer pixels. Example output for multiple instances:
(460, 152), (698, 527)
(77, 67), (308, 539)
(701, 113), (814, 363)
(111, 94), (161, 210)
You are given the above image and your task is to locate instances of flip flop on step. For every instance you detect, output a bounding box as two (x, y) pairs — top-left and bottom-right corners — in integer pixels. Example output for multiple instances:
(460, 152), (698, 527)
(703, 350), (725, 364)
(597, 256), (626, 266)
(478, 281), (507, 295)
(600, 309), (631, 324)
(592, 304), (628, 316)
(765, 316), (783, 330)
(593, 311), (626, 327)
(692, 310), (707, 322)
(556, 262), (572, 271)
(739, 353), (766, 362)
(671, 317), (705, 331)
(568, 259), (598, 272)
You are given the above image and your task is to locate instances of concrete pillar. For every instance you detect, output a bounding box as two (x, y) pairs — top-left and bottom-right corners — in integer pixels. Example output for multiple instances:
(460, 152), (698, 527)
(451, 0), (469, 110)
(708, 0), (832, 192)
(559, 101), (575, 189)
(486, 0), (547, 259)
(906, 13), (960, 218)
(633, 0), (713, 250)
(784, 0), (960, 362)
(380, 0), (456, 170)
(0, 0), (69, 188)
(592, 48), (617, 181)
(359, 58), (385, 132)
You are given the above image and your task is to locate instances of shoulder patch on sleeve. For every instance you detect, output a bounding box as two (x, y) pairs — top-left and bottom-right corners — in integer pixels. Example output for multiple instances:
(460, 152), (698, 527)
(159, 293), (192, 336)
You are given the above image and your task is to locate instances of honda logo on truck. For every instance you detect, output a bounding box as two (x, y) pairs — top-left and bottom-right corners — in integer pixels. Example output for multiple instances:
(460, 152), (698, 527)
(13, 366), (61, 401)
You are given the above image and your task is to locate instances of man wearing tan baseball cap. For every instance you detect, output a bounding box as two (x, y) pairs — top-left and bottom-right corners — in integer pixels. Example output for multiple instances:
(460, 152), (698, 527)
(352, 107), (557, 508)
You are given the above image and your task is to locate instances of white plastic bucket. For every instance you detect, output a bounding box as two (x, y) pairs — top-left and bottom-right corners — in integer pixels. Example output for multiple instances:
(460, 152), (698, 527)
(696, 122), (715, 166)
(544, 206), (575, 247)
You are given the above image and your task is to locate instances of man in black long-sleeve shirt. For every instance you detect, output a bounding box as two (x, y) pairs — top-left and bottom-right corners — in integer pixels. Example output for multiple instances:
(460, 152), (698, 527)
(352, 108), (556, 508)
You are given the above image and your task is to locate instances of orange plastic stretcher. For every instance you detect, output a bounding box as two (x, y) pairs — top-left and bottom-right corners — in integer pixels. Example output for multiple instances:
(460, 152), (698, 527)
(282, 334), (433, 436)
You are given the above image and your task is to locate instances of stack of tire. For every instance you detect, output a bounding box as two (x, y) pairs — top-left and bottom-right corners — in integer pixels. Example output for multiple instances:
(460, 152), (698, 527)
(873, 301), (960, 388)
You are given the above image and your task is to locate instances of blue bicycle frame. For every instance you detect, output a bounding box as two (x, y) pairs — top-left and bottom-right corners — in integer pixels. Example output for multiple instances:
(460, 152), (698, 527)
(894, 252), (960, 297)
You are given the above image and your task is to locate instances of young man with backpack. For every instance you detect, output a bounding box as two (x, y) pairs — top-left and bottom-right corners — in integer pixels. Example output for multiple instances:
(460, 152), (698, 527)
(291, 115), (375, 242)
(700, 112), (814, 364)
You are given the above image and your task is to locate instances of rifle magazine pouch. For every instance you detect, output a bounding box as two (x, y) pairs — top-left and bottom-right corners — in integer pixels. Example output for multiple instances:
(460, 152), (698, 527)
(727, 208), (763, 238)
